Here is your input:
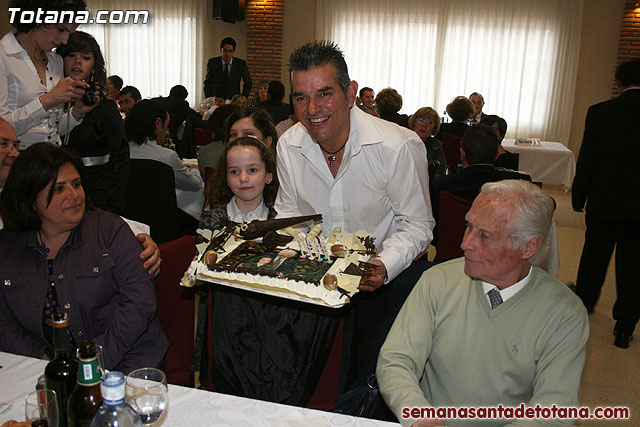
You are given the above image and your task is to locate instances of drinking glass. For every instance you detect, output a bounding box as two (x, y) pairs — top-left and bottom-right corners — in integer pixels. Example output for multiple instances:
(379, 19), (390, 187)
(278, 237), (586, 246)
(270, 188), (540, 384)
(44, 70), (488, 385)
(25, 389), (58, 427)
(125, 368), (168, 426)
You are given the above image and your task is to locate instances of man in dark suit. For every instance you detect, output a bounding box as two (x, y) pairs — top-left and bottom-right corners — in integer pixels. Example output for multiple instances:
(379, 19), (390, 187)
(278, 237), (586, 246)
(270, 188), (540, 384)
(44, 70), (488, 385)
(430, 124), (531, 242)
(468, 92), (487, 125)
(204, 37), (252, 99)
(155, 85), (201, 142)
(572, 58), (640, 349)
(257, 81), (290, 125)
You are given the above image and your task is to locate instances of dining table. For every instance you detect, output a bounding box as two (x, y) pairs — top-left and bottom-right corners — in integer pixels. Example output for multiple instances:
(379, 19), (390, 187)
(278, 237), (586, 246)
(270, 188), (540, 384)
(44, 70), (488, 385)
(502, 139), (576, 189)
(0, 351), (399, 426)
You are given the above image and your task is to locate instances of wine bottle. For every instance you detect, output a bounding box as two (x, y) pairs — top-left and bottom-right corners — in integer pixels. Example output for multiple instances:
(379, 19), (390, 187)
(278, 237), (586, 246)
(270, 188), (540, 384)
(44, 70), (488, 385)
(44, 314), (77, 427)
(90, 372), (142, 427)
(68, 341), (103, 426)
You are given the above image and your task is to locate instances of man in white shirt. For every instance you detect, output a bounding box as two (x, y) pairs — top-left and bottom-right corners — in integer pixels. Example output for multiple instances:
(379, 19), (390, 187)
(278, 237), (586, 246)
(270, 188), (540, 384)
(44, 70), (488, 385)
(0, 118), (19, 189)
(276, 41), (434, 385)
(377, 180), (588, 427)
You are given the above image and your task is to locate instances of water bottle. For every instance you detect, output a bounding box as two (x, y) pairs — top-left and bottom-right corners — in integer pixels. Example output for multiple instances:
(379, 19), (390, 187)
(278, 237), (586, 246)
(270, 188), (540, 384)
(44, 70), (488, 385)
(89, 372), (142, 427)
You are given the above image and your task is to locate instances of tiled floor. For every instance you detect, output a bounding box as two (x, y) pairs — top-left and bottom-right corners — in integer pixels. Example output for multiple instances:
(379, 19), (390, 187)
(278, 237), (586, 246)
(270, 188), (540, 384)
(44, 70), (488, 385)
(546, 185), (639, 426)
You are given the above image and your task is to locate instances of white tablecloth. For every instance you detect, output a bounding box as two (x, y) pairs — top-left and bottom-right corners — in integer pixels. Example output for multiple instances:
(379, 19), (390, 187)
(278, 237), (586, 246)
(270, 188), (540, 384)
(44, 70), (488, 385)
(502, 139), (576, 189)
(0, 352), (399, 426)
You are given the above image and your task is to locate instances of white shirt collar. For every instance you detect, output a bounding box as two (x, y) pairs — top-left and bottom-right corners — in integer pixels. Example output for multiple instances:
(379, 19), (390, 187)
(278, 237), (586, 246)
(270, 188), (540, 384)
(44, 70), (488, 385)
(1, 31), (24, 56)
(622, 85), (640, 93)
(291, 105), (384, 150)
(482, 265), (533, 307)
(226, 196), (269, 223)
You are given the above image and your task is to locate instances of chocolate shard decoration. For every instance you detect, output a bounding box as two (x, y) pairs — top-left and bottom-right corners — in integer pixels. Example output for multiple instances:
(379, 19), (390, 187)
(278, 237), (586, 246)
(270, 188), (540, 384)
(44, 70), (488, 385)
(238, 214), (322, 240)
(262, 231), (294, 251)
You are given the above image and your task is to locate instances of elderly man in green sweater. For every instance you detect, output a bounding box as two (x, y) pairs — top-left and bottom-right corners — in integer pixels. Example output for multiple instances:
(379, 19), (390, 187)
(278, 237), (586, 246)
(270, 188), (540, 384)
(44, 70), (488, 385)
(377, 180), (589, 427)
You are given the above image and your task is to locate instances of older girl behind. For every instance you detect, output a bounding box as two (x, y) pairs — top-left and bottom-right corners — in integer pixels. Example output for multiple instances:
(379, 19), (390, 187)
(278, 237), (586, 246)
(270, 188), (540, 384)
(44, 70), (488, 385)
(56, 31), (129, 214)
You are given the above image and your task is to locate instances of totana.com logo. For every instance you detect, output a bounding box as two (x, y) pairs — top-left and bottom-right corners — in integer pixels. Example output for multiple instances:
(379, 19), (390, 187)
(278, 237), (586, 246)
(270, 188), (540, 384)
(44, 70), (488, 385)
(8, 7), (150, 25)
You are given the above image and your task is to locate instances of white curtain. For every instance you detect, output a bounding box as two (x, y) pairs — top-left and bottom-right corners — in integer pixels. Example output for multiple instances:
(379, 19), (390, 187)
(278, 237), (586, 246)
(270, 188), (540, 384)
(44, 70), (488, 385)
(317, 0), (584, 143)
(81, 0), (205, 106)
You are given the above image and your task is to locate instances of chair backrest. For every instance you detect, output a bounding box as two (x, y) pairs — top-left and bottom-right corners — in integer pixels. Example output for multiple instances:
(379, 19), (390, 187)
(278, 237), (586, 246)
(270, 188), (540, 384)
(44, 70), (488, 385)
(124, 159), (178, 244)
(155, 235), (198, 386)
(434, 191), (473, 263)
(441, 133), (462, 174)
(194, 128), (213, 149)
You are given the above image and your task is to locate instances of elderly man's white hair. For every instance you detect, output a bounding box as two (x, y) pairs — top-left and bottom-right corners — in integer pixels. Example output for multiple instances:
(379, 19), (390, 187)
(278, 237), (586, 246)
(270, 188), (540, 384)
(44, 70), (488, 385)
(479, 179), (555, 266)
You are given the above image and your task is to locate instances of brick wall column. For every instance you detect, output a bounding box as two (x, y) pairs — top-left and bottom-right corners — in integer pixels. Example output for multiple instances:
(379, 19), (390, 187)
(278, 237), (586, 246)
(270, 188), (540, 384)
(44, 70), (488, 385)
(612, 1), (640, 96)
(246, 0), (284, 102)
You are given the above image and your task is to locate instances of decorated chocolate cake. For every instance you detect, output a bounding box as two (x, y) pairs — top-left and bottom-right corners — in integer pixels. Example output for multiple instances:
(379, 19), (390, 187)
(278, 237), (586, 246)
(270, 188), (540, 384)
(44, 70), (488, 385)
(181, 215), (377, 307)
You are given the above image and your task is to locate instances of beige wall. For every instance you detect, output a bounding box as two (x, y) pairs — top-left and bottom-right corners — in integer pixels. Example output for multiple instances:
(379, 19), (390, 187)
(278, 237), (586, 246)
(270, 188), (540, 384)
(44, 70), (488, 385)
(0, 0), (10, 35)
(567, 0), (626, 154)
(281, 0), (317, 94)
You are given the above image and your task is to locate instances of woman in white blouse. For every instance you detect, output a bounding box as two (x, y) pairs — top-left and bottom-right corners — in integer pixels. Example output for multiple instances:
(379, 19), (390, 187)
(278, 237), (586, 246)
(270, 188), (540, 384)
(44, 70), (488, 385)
(0, 0), (94, 149)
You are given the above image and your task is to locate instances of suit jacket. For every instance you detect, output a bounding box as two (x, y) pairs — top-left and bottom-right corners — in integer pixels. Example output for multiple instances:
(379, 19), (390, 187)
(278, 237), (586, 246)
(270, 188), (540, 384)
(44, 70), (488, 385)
(379, 111), (410, 128)
(436, 121), (469, 140)
(203, 56), (252, 98)
(572, 88), (640, 221)
(154, 96), (201, 142)
(430, 164), (531, 242)
(258, 99), (290, 125)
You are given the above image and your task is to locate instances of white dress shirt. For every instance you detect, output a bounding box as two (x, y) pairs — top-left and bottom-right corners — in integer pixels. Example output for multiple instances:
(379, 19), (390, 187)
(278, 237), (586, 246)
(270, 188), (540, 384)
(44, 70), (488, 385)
(482, 265), (533, 307)
(128, 138), (205, 219)
(275, 106), (434, 281)
(0, 31), (82, 149)
(226, 197), (269, 223)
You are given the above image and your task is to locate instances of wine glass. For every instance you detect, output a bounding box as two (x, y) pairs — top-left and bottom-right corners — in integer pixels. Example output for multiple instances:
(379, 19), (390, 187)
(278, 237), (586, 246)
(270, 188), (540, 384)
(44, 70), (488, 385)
(25, 389), (59, 427)
(125, 368), (168, 426)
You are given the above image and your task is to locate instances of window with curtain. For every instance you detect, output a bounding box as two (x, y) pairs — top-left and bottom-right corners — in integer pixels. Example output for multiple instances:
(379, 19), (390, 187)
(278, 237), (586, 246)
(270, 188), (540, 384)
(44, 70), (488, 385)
(81, 0), (204, 106)
(317, 0), (584, 143)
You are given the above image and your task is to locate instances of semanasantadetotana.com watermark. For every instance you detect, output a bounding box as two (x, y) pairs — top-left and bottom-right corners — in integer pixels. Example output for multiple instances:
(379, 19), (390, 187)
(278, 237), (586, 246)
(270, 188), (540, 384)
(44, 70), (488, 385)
(8, 8), (150, 25)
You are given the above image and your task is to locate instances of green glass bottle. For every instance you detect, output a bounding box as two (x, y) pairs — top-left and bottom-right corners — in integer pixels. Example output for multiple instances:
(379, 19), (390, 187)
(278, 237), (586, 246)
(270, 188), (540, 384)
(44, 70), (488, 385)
(68, 341), (103, 426)
(44, 314), (77, 427)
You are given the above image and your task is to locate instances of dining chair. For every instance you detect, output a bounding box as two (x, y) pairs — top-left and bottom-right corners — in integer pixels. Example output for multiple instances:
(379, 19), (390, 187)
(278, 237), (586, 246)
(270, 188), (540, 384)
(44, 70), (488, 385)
(124, 159), (179, 244)
(434, 191), (473, 263)
(194, 128), (214, 150)
(155, 235), (198, 387)
(441, 133), (462, 174)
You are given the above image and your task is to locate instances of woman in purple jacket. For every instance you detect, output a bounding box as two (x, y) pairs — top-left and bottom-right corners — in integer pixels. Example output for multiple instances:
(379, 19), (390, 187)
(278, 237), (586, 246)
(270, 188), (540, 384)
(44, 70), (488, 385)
(0, 143), (168, 373)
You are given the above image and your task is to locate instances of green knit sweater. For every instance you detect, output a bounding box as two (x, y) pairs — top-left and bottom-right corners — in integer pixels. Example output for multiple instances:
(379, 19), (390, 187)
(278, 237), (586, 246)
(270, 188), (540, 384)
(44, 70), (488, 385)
(377, 258), (589, 427)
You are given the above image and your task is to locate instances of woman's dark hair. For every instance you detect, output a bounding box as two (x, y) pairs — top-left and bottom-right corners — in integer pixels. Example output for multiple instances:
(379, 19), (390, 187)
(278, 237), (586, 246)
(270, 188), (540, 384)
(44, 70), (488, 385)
(10, 0), (87, 33)
(107, 75), (123, 90)
(125, 100), (168, 144)
(225, 107), (278, 146)
(0, 142), (91, 231)
(206, 136), (279, 207)
(207, 104), (240, 140)
(480, 114), (508, 141)
(57, 31), (107, 100)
